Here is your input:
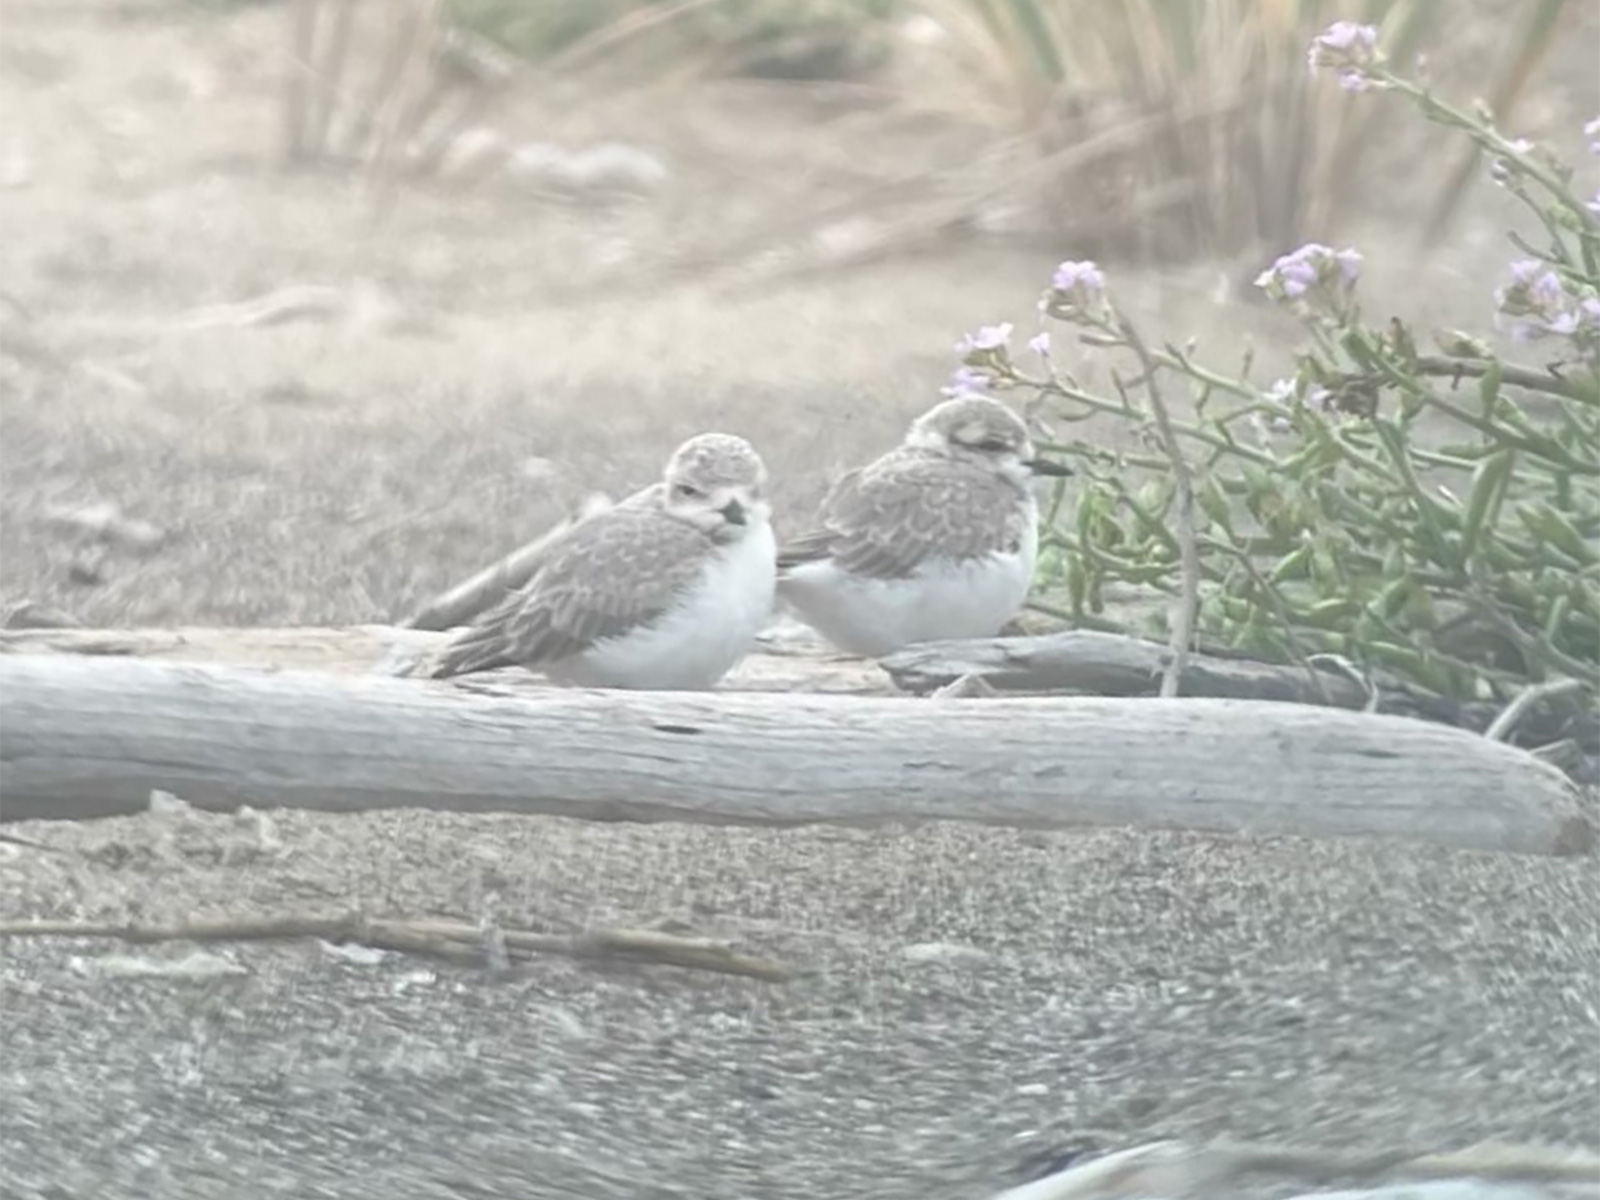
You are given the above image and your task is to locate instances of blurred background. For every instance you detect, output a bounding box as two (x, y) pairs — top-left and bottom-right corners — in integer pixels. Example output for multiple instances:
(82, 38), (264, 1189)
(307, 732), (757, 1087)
(1, 0), (1596, 626)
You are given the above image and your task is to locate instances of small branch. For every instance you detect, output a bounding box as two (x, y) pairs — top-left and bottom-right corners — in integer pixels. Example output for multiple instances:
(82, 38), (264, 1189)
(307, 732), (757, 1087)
(0, 913), (795, 983)
(1485, 677), (1590, 743)
(1414, 355), (1600, 404)
(1115, 309), (1199, 699)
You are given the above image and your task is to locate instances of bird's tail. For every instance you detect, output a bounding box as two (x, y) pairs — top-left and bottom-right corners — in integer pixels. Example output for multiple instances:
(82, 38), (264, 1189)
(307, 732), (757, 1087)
(429, 626), (517, 679)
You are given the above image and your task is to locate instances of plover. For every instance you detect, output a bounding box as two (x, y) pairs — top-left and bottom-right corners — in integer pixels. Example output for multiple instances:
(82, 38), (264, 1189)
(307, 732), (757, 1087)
(430, 433), (776, 690)
(777, 395), (1072, 656)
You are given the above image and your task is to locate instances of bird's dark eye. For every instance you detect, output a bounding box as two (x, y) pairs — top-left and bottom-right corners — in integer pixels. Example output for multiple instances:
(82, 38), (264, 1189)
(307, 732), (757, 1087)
(674, 482), (703, 499)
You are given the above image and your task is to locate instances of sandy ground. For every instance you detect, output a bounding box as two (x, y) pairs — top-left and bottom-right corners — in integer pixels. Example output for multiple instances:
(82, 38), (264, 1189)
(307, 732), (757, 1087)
(2, 5), (1599, 1199)
(3, 808), (1598, 1199)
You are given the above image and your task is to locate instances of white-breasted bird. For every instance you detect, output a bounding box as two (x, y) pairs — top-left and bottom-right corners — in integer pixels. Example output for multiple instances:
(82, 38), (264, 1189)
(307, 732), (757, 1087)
(776, 395), (1072, 657)
(431, 433), (776, 689)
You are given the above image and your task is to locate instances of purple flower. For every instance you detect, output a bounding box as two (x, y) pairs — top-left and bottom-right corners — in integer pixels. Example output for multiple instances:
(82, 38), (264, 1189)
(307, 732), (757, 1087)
(941, 365), (994, 397)
(1255, 243), (1363, 315)
(1027, 330), (1051, 357)
(1306, 385), (1335, 413)
(1309, 21), (1380, 88)
(955, 322), (1013, 355)
(1042, 259), (1109, 324)
(1495, 259), (1600, 353)
(1264, 378), (1296, 405)
(1586, 189), (1600, 219)
(1052, 260), (1105, 294)
(1586, 115), (1600, 157)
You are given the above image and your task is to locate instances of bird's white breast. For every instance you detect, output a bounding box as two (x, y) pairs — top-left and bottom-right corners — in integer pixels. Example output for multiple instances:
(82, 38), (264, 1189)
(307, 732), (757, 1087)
(780, 499), (1039, 657)
(553, 522), (777, 690)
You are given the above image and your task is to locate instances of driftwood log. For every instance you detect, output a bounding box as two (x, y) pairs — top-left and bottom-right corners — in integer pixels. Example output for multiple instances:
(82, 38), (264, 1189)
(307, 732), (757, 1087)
(0, 652), (1589, 855)
(883, 629), (1372, 705)
(883, 631), (1598, 754)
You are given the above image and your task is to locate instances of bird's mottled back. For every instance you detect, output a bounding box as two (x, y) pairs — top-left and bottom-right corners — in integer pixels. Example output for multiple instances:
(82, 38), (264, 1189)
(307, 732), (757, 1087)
(775, 395), (1070, 655)
(777, 396), (1045, 580)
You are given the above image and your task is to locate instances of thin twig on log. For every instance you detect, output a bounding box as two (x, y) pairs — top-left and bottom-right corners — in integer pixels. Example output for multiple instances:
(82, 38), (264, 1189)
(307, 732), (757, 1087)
(1485, 677), (1589, 743)
(403, 493), (612, 631)
(0, 913), (794, 983)
(988, 1138), (1600, 1200)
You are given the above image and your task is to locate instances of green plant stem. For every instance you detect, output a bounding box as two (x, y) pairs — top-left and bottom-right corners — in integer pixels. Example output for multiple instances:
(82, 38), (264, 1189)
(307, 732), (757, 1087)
(1114, 307), (1200, 699)
(1032, 377), (1276, 466)
(1197, 533), (1329, 702)
(1412, 356), (1600, 405)
(1380, 73), (1592, 228)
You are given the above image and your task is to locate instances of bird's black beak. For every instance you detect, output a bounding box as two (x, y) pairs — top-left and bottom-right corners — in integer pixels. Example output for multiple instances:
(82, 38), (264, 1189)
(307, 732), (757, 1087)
(720, 498), (747, 526)
(1023, 458), (1074, 478)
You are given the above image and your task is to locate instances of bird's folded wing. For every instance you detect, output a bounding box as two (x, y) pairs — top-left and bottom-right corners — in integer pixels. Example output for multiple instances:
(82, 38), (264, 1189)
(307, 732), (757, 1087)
(779, 457), (1023, 580)
(432, 508), (709, 677)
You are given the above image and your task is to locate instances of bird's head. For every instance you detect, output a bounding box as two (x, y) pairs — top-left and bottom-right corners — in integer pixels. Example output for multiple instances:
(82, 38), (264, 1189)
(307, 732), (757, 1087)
(661, 432), (771, 542)
(904, 395), (1073, 486)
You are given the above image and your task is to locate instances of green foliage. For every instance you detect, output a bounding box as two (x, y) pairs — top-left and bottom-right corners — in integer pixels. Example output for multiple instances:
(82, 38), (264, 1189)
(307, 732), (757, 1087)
(921, 0), (1575, 258)
(952, 34), (1600, 714)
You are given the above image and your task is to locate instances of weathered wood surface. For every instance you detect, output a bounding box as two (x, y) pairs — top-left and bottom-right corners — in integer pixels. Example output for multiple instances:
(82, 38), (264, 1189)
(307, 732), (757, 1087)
(0, 654), (1589, 855)
(883, 629), (1372, 705)
(0, 622), (893, 695)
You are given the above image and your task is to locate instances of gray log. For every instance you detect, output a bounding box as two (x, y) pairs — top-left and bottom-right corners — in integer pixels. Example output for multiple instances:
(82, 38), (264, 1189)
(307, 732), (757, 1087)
(0, 654), (1589, 856)
(883, 629), (1371, 705)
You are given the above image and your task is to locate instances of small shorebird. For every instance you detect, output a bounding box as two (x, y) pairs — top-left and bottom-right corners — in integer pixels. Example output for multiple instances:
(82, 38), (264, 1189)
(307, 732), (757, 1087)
(431, 433), (776, 690)
(777, 395), (1072, 657)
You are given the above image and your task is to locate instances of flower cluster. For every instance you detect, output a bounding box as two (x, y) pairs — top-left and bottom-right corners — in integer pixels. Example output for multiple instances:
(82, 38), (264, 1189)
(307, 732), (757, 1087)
(1249, 376), (1348, 440)
(945, 323), (1014, 396)
(1040, 260), (1108, 324)
(1307, 21), (1381, 92)
(941, 366), (994, 398)
(1587, 115), (1600, 157)
(1494, 260), (1600, 354)
(1254, 242), (1363, 317)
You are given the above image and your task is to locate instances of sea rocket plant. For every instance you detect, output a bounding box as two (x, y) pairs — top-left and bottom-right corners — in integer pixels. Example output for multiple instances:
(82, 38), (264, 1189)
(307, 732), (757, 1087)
(950, 19), (1599, 710)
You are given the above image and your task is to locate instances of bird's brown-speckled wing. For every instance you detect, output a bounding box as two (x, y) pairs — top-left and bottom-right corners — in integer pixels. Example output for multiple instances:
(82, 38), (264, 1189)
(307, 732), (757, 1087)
(778, 451), (1026, 580)
(431, 503), (709, 679)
